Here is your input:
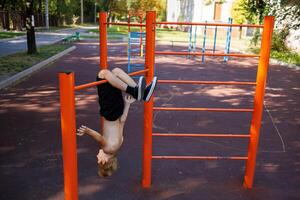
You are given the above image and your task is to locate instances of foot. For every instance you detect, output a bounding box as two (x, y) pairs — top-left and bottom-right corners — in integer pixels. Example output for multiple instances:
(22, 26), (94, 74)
(143, 76), (158, 102)
(134, 76), (146, 101)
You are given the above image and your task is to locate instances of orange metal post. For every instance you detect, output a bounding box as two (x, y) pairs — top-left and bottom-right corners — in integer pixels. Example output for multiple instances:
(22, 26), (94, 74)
(99, 12), (108, 69)
(59, 72), (78, 200)
(243, 16), (274, 189)
(142, 11), (156, 188)
(99, 12), (108, 133)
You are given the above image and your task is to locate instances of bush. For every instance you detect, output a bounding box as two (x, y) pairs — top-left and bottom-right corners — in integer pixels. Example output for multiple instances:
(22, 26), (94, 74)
(271, 28), (289, 52)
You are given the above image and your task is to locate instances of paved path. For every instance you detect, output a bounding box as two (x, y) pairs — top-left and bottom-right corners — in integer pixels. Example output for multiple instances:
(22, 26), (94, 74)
(0, 40), (299, 200)
(0, 27), (96, 57)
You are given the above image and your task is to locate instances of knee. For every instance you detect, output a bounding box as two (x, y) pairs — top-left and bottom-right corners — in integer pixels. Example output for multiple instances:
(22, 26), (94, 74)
(98, 69), (110, 78)
(112, 67), (123, 75)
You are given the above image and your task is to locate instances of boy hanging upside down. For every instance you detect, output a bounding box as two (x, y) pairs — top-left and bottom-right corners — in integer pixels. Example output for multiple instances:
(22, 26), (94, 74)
(77, 67), (157, 177)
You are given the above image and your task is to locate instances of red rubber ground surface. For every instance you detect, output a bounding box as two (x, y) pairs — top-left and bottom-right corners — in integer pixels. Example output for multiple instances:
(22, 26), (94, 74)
(0, 40), (299, 200)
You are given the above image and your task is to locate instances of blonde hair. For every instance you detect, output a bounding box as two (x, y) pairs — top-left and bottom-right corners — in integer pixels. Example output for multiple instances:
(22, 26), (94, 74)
(98, 156), (118, 177)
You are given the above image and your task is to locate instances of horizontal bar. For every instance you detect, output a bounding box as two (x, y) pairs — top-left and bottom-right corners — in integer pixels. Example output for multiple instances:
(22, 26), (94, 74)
(153, 107), (253, 112)
(74, 69), (149, 91)
(155, 51), (259, 57)
(106, 22), (145, 27)
(152, 156), (248, 160)
(152, 133), (250, 138)
(156, 21), (263, 28)
(158, 80), (256, 85)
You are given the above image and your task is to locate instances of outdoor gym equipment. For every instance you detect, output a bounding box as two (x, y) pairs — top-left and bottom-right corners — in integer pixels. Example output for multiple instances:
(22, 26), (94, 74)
(127, 32), (145, 73)
(224, 18), (233, 63)
(59, 11), (274, 200)
(188, 18), (233, 62)
(188, 25), (197, 58)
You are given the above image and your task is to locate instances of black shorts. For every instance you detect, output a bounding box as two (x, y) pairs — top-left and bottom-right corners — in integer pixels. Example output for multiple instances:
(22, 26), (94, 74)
(96, 77), (124, 121)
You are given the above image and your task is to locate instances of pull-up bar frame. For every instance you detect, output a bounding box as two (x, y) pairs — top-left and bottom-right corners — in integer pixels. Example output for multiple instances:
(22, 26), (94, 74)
(141, 11), (274, 190)
(59, 11), (274, 199)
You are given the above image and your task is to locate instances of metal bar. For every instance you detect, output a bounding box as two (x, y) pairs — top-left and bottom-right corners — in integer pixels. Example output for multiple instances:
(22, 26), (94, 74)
(152, 156), (248, 160)
(156, 21), (263, 28)
(155, 51), (259, 57)
(106, 22), (145, 27)
(153, 133), (250, 138)
(74, 69), (149, 91)
(153, 107), (253, 112)
(244, 16), (275, 189)
(142, 11), (156, 188)
(188, 25), (192, 59)
(224, 18), (233, 63)
(59, 72), (78, 200)
(213, 26), (217, 53)
(193, 26), (197, 55)
(157, 80), (256, 85)
(99, 12), (107, 69)
(202, 21), (207, 62)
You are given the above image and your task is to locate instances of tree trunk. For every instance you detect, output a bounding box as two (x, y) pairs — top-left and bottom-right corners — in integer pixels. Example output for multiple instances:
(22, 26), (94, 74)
(26, 0), (37, 54)
(5, 11), (10, 30)
(45, 0), (49, 29)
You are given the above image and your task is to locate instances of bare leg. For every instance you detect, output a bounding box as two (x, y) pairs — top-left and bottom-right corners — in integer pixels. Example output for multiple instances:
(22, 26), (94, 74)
(77, 125), (107, 147)
(112, 68), (137, 87)
(98, 69), (127, 91)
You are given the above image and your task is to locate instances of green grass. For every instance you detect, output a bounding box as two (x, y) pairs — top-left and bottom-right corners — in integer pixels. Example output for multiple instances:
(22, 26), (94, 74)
(0, 44), (71, 76)
(270, 51), (300, 66)
(0, 31), (25, 39)
(250, 47), (300, 66)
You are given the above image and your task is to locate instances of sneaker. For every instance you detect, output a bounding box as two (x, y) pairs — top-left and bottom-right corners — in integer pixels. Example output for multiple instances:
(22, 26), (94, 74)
(143, 76), (158, 102)
(136, 76), (146, 101)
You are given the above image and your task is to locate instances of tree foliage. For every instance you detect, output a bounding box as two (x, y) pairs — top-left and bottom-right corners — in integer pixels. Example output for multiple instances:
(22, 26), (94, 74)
(129, 0), (166, 21)
(231, 0), (300, 29)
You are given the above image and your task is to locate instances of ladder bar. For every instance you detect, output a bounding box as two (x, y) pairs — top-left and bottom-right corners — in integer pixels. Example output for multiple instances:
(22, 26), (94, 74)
(153, 107), (253, 112)
(158, 80), (256, 85)
(156, 21), (263, 28)
(106, 22), (145, 27)
(155, 51), (259, 57)
(74, 69), (149, 91)
(152, 156), (248, 160)
(153, 133), (250, 138)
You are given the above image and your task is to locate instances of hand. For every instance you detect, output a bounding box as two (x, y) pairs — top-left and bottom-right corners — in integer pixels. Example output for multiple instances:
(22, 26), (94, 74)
(124, 95), (136, 104)
(97, 149), (111, 165)
(77, 125), (87, 136)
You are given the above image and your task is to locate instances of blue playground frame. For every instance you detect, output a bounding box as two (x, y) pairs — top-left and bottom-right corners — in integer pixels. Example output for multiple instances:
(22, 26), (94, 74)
(187, 18), (233, 63)
(127, 32), (146, 74)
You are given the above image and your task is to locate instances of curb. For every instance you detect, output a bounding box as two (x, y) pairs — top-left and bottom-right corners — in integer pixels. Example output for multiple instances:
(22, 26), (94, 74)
(232, 48), (300, 70)
(0, 35), (26, 42)
(269, 58), (299, 70)
(0, 45), (76, 90)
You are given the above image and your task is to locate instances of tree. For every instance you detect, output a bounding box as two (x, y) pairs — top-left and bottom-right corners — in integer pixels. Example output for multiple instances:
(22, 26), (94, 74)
(130, 0), (166, 21)
(26, 0), (37, 54)
(269, 0), (300, 30)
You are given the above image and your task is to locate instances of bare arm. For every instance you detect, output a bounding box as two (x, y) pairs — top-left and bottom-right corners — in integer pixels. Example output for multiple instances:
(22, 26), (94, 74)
(120, 96), (135, 123)
(77, 125), (106, 146)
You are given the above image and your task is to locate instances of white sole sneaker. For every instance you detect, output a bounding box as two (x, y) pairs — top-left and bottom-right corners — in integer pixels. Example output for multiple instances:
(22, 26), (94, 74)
(145, 76), (157, 102)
